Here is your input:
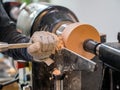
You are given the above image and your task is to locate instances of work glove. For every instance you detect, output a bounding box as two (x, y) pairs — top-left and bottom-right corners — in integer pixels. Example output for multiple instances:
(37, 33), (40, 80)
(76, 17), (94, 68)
(27, 31), (58, 63)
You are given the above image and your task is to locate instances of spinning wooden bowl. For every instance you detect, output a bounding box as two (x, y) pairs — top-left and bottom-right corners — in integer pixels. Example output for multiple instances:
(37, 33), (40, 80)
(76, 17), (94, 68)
(61, 23), (100, 59)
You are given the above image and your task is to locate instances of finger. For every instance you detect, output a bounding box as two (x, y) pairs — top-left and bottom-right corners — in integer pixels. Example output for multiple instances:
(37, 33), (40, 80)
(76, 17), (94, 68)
(41, 35), (49, 52)
(47, 35), (55, 51)
(27, 42), (41, 54)
(48, 32), (58, 44)
(31, 31), (43, 42)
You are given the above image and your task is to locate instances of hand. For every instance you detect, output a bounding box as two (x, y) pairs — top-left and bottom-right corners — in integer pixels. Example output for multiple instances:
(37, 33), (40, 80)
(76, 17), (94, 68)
(27, 31), (58, 61)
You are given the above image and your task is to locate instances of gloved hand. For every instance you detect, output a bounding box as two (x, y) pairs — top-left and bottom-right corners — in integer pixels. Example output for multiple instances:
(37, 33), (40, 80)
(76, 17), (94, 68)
(27, 31), (58, 61)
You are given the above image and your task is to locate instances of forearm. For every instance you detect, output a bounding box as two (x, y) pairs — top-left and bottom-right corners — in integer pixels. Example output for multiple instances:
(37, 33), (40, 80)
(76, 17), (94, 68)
(0, 24), (33, 61)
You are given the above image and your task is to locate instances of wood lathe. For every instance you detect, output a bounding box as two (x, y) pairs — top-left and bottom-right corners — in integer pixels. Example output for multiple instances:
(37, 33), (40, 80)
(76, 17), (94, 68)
(1, 2), (120, 90)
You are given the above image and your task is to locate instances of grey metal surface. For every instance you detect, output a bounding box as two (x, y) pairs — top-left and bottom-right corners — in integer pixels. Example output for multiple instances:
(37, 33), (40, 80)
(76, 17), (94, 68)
(54, 80), (63, 90)
(63, 71), (81, 90)
(17, 3), (48, 36)
(60, 48), (97, 72)
(81, 56), (103, 90)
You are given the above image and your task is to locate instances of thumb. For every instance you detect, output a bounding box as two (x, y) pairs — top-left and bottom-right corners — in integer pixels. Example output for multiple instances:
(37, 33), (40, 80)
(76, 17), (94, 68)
(27, 42), (41, 54)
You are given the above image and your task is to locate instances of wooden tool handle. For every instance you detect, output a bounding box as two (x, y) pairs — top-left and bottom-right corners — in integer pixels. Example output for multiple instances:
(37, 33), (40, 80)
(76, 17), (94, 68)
(8, 43), (32, 49)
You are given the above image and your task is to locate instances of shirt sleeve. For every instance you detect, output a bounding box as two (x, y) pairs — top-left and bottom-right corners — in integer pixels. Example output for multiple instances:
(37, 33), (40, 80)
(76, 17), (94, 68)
(0, 1), (33, 61)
